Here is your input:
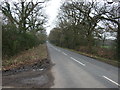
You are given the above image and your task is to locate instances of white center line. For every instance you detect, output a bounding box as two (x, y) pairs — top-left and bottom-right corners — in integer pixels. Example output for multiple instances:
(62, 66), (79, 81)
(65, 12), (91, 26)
(55, 48), (58, 51)
(53, 48), (57, 50)
(57, 49), (61, 52)
(103, 76), (120, 86)
(52, 47), (61, 52)
(70, 57), (85, 66)
(62, 52), (68, 56)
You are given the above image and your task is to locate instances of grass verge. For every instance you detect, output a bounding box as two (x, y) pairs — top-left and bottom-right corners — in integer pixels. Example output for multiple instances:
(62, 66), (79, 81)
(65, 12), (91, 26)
(59, 46), (120, 68)
(2, 44), (47, 70)
(69, 48), (119, 67)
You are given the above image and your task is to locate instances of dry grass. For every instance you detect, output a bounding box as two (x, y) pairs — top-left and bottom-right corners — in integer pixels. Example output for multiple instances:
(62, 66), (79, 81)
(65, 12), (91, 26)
(63, 47), (120, 67)
(78, 46), (116, 60)
(2, 44), (47, 70)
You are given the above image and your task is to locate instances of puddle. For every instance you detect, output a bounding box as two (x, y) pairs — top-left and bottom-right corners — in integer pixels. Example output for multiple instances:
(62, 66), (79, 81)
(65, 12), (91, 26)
(2, 59), (50, 76)
(21, 75), (49, 86)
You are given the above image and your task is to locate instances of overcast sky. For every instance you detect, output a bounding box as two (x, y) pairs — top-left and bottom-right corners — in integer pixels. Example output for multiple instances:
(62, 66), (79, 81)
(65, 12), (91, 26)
(0, 0), (63, 35)
(44, 0), (114, 35)
(44, 0), (63, 35)
(1, 0), (119, 36)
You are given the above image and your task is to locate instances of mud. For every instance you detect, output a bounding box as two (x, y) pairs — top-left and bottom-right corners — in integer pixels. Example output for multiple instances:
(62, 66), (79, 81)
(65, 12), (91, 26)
(2, 59), (54, 89)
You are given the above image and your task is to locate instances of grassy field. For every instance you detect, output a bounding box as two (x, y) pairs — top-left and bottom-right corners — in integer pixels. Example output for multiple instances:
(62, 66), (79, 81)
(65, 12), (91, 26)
(100, 45), (116, 49)
(2, 44), (47, 70)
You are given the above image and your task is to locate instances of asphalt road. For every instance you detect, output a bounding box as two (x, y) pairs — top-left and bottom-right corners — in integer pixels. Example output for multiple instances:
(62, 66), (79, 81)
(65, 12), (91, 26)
(47, 42), (120, 88)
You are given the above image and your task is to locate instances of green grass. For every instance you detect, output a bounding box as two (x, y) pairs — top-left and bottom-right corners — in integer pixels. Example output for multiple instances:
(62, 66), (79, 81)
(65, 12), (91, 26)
(2, 44), (48, 70)
(101, 46), (111, 49)
(100, 45), (116, 49)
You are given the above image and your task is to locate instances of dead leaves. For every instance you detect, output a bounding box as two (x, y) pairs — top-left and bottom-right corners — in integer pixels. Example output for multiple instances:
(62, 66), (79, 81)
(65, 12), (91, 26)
(2, 44), (47, 71)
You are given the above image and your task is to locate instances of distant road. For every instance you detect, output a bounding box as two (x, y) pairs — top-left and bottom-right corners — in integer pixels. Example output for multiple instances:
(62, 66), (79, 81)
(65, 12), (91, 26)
(47, 42), (119, 88)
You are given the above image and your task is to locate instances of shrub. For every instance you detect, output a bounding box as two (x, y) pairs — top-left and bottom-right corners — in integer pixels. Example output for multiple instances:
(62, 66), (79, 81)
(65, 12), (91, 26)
(2, 24), (44, 59)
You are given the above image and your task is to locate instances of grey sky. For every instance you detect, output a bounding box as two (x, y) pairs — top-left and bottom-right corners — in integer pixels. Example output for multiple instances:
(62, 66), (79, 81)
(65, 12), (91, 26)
(44, 0), (109, 35)
(0, 0), (62, 35)
(44, 0), (63, 35)
(1, 0), (119, 38)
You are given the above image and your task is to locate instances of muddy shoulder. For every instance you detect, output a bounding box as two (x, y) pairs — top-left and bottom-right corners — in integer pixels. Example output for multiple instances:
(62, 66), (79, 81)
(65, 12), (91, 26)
(2, 58), (54, 88)
(2, 44), (54, 89)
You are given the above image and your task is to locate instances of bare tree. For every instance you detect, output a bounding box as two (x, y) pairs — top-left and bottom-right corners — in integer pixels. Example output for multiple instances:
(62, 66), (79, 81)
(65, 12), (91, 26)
(98, 2), (120, 60)
(1, 0), (45, 33)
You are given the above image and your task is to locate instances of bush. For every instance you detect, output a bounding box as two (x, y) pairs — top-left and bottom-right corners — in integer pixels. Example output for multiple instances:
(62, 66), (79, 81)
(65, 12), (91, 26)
(96, 47), (115, 59)
(2, 24), (43, 58)
(78, 46), (116, 60)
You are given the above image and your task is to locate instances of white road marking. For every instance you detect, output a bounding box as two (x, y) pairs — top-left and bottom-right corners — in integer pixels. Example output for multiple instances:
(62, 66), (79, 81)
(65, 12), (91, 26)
(53, 47), (57, 50)
(70, 57), (85, 66)
(62, 52), (68, 56)
(57, 49), (61, 52)
(55, 48), (58, 50)
(52, 46), (61, 52)
(103, 76), (120, 86)
(51, 45), (85, 66)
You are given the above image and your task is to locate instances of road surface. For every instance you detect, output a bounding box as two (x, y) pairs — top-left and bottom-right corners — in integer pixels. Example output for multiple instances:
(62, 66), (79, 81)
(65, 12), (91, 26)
(47, 42), (119, 88)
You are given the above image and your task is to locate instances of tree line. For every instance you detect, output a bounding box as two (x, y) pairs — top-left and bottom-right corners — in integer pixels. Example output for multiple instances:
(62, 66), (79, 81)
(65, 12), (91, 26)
(49, 0), (120, 61)
(2, 1), (47, 58)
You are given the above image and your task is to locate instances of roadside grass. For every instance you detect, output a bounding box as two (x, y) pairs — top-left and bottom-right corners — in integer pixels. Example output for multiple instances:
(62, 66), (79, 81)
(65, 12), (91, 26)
(2, 44), (47, 70)
(100, 45), (110, 49)
(65, 48), (120, 67)
(100, 45), (116, 49)
(54, 45), (119, 67)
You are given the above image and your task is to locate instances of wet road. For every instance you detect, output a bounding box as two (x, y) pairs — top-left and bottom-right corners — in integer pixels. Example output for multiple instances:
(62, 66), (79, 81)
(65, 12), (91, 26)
(47, 42), (119, 88)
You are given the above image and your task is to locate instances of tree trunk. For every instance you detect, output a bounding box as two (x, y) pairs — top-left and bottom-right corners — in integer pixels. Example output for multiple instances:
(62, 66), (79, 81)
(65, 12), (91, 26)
(88, 39), (92, 53)
(117, 24), (120, 61)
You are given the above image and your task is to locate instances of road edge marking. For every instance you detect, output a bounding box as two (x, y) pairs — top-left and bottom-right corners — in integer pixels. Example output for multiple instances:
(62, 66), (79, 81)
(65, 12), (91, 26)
(103, 76), (120, 86)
